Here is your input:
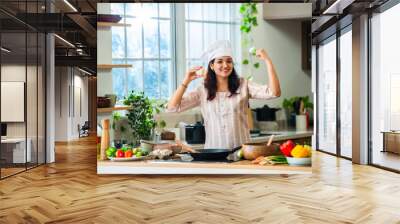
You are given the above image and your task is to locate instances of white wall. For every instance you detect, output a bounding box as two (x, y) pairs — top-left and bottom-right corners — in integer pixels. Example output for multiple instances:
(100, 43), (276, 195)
(55, 67), (68, 141)
(73, 73), (89, 137)
(246, 4), (311, 109)
(54, 67), (89, 141)
(97, 3), (113, 97)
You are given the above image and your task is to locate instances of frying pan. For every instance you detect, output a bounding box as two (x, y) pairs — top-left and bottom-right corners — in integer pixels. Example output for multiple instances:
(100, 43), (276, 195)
(181, 146), (242, 161)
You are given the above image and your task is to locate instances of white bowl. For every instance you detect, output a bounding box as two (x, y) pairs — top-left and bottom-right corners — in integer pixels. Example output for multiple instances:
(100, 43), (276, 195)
(286, 157), (311, 166)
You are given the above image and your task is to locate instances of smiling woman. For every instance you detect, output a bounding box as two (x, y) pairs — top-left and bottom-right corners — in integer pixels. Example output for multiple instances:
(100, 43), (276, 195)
(107, 3), (241, 100)
(166, 40), (281, 149)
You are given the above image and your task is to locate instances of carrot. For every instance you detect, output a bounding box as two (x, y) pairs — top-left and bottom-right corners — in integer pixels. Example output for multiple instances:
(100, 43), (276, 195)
(251, 156), (265, 164)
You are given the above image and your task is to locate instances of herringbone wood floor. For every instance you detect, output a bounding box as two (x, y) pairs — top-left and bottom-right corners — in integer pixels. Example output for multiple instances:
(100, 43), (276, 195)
(0, 136), (399, 224)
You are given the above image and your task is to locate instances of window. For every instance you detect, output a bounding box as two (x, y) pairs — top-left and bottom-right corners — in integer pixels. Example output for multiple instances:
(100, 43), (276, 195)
(111, 3), (173, 100)
(317, 37), (337, 154)
(339, 28), (352, 158)
(111, 3), (241, 98)
(184, 3), (241, 90)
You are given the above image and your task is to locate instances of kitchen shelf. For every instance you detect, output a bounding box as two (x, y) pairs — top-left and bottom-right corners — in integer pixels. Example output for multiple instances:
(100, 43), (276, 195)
(97, 22), (131, 27)
(97, 64), (132, 69)
(97, 106), (132, 113)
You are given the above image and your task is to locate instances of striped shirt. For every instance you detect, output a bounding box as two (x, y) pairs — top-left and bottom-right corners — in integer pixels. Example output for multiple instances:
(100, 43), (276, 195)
(166, 78), (278, 149)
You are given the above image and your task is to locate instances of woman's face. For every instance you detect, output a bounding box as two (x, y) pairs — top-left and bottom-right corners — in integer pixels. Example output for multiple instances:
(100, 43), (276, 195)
(211, 56), (233, 78)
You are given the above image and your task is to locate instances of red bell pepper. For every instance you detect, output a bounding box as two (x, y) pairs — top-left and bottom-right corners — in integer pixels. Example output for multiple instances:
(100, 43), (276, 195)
(280, 140), (296, 157)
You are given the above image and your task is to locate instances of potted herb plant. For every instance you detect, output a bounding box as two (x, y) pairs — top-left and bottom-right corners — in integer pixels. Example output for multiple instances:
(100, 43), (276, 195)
(122, 91), (165, 146)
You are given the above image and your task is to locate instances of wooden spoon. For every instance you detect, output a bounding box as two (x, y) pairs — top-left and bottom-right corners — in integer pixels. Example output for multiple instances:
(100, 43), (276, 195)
(267, 134), (275, 146)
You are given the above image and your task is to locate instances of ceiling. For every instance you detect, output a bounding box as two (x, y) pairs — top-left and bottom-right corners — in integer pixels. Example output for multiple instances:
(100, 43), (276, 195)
(1, 0), (394, 73)
(0, 0), (97, 74)
(311, 0), (390, 43)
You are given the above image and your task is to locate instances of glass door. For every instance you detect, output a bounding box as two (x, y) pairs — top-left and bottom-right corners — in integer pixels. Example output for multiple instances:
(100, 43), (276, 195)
(370, 2), (400, 171)
(0, 0), (47, 179)
(1, 31), (28, 177)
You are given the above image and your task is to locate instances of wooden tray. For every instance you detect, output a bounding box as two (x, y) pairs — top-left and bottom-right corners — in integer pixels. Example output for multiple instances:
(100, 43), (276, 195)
(108, 155), (152, 162)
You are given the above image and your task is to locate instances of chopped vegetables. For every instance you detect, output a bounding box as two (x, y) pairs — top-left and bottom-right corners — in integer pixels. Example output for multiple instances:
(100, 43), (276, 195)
(262, 155), (288, 165)
(251, 156), (265, 164)
(150, 149), (173, 160)
(251, 155), (288, 165)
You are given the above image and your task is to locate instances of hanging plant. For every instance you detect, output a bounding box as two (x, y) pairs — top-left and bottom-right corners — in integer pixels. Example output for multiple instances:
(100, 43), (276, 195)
(239, 3), (259, 80)
(239, 3), (258, 33)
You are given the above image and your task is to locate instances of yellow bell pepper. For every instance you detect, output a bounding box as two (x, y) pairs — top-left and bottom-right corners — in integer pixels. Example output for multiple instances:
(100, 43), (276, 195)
(303, 145), (312, 156)
(291, 145), (310, 158)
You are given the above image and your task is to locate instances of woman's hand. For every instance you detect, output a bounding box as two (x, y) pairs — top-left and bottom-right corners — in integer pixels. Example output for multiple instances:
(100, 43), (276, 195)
(183, 66), (204, 85)
(255, 49), (271, 62)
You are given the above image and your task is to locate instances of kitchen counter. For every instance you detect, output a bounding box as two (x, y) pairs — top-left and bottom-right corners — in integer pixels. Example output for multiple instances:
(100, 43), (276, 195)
(97, 130), (313, 175)
(187, 130), (313, 150)
(250, 130), (313, 143)
(97, 159), (311, 175)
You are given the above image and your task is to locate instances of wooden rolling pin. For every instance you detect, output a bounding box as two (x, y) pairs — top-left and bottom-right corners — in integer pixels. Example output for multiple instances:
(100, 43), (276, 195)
(100, 119), (110, 160)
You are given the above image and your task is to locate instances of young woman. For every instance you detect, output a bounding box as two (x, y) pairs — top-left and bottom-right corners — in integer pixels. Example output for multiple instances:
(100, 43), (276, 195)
(167, 40), (281, 149)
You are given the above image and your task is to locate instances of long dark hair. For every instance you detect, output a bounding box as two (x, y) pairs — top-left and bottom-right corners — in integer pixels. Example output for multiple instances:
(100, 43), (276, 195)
(204, 59), (240, 101)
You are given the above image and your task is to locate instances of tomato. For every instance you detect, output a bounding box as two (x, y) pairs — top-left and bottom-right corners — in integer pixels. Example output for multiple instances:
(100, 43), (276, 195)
(115, 149), (124, 158)
(125, 150), (133, 158)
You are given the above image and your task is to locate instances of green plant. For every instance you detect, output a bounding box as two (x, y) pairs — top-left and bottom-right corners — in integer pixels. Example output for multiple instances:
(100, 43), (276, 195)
(282, 98), (296, 113)
(111, 111), (121, 130)
(302, 96), (313, 109)
(239, 3), (259, 80)
(122, 91), (164, 146)
(239, 3), (258, 34)
(282, 96), (314, 113)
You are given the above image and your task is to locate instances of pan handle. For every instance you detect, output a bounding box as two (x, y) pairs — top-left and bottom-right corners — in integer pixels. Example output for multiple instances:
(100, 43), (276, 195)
(231, 145), (242, 152)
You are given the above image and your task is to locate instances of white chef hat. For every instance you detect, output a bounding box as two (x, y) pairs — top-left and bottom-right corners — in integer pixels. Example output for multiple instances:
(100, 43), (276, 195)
(201, 40), (234, 64)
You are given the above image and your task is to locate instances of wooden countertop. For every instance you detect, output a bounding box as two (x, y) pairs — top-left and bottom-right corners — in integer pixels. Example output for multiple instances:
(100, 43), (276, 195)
(97, 159), (311, 175)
